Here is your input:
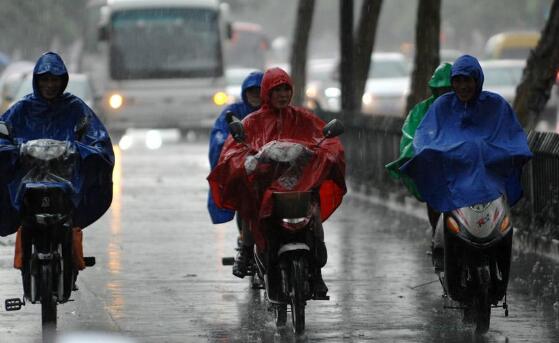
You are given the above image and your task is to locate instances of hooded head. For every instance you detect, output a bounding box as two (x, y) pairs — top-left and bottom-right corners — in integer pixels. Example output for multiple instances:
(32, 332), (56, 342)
(241, 71), (263, 109)
(451, 55), (484, 102)
(260, 67), (293, 110)
(32, 52), (69, 100)
(428, 62), (452, 98)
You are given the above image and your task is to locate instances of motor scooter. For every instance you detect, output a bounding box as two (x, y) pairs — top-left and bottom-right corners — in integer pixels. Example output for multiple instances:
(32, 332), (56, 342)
(2, 120), (95, 339)
(223, 115), (344, 334)
(437, 194), (512, 334)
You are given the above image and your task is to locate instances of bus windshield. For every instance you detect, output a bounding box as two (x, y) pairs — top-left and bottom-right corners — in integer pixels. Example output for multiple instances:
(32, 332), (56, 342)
(109, 8), (222, 80)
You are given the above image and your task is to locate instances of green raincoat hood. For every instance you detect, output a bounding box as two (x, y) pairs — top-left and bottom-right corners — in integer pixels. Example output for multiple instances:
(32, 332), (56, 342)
(428, 62), (452, 92)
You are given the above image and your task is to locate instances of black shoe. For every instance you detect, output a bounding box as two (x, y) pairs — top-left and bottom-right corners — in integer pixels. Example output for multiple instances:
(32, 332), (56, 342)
(315, 241), (328, 268)
(84, 256), (96, 267)
(232, 246), (252, 279)
(314, 269), (328, 297)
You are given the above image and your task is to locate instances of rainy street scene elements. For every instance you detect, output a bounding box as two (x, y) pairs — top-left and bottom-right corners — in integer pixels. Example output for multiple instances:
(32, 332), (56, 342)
(1, 1), (559, 342)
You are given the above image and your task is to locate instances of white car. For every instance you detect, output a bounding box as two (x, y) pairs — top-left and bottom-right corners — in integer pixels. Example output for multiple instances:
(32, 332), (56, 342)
(12, 73), (98, 112)
(304, 58), (338, 110)
(306, 52), (411, 115)
(0, 60), (35, 113)
(361, 52), (410, 116)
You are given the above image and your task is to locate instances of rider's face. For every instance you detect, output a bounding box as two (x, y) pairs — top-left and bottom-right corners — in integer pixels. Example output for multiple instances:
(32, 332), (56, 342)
(245, 87), (261, 108)
(37, 74), (64, 101)
(269, 84), (292, 110)
(452, 75), (476, 103)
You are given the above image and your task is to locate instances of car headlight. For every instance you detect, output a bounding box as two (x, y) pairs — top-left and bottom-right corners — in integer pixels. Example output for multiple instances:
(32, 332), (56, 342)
(306, 85), (318, 98)
(362, 93), (376, 106)
(108, 93), (123, 110)
(324, 87), (341, 98)
(213, 91), (228, 106)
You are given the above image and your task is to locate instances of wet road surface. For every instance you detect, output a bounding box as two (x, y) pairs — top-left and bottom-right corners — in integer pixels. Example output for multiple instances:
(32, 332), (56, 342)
(1, 132), (558, 342)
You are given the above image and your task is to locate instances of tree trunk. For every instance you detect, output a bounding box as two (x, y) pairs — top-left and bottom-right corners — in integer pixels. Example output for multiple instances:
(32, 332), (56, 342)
(405, 0), (441, 115)
(353, 0), (383, 113)
(340, 0), (355, 112)
(514, 0), (559, 130)
(290, 0), (316, 106)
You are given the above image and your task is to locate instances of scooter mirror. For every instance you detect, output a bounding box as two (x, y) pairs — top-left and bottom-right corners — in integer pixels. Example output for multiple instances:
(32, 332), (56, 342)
(0, 121), (11, 140)
(227, 115), (245, 142)
(322, 119), (344, 138)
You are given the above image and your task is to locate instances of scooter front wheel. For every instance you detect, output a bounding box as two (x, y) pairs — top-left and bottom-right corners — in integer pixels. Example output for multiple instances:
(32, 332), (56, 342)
(290, 257), (307, 334)
(274, 303), (287, 327)
(474, 286), (491, 334)
(40, 264), (57, 338)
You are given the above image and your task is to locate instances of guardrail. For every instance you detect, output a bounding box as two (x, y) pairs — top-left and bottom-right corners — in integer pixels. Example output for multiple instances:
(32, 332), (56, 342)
(317, 110), (559, 239)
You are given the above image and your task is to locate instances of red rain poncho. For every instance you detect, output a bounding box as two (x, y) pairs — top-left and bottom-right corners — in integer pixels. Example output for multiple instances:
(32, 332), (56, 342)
(207, 68), (346, 250)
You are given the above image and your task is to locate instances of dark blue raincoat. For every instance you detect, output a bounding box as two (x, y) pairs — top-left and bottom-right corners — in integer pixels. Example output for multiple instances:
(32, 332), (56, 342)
(207, 71), (263, 224)
(0, 52), (114, 236)
(401, 55), (532, 212)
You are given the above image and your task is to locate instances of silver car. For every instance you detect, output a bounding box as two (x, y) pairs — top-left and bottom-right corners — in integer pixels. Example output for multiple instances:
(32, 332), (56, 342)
(480, 59), (558, 131)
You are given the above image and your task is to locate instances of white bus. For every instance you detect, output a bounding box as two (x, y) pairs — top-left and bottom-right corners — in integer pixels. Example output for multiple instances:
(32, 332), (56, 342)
(91, 0), (231, 134)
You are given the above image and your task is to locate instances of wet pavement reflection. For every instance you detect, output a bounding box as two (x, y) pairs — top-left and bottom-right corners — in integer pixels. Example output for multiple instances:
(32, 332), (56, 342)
(0, 137), (558, 342)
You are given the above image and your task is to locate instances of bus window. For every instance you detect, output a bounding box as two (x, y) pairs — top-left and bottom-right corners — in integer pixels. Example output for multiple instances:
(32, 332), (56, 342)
(110, 8), (223, 80)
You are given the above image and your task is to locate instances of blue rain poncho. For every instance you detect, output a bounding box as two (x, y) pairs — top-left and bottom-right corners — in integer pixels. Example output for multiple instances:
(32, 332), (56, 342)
(0, 52), (114, 236)
(207, 71), (263, 224)
(401, 55), (532, 212)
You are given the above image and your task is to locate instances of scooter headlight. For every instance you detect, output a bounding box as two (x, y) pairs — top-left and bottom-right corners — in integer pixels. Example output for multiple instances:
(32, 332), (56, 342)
(446, 216), (460, 234)
(499, 215), (511, 233)
(280, 217), (310, 231)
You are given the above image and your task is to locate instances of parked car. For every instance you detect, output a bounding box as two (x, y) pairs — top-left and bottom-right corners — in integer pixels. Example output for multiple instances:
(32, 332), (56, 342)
(480, 59), (558, 131)
(11, 73), (99, 114)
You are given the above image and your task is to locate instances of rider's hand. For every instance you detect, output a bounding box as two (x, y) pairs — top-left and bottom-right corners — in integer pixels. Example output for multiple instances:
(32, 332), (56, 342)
(244, 155), (258, 175)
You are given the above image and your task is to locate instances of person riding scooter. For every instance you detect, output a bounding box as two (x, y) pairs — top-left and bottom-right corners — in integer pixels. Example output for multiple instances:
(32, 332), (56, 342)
(401, 54), (532, 267)
(207, 71), (263, 278)
(207, 67), (346, 295)
(0, 51), (114, 285)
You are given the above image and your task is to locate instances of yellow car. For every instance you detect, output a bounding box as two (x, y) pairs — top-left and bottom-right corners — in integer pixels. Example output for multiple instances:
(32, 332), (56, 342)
(484, 31), (540, 60)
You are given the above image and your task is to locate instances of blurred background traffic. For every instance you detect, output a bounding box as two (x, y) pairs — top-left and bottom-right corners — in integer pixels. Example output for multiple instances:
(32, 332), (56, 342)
(0, 0), (557, 140)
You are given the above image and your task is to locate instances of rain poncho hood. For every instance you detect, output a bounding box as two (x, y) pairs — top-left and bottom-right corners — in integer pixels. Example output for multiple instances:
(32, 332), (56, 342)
(207, 71), (263, 224)
(385, 63), (452, 200)
(207, 68), (346, 249)
(0, 51), (114, 236)
(400, 55), (532, 212)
